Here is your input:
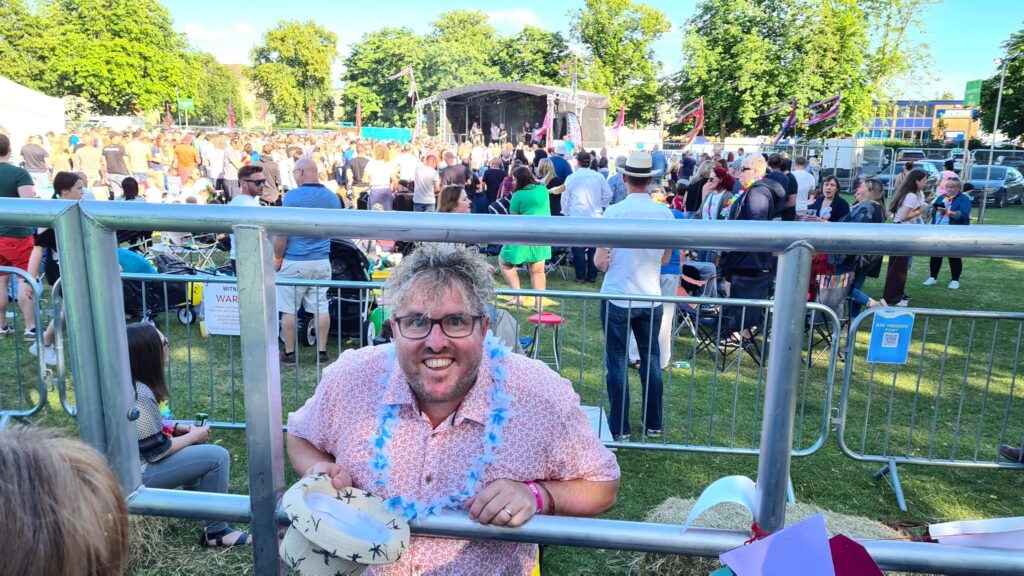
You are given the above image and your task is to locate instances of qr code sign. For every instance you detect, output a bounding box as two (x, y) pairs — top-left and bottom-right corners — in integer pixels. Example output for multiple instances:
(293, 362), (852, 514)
(882, 332), (899, 348)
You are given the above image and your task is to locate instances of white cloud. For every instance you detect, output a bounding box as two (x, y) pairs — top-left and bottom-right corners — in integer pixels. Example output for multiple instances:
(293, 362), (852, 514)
(179, 22), (259, 65)
(486, 8), (544, 33)
(181, 22), (229, 42)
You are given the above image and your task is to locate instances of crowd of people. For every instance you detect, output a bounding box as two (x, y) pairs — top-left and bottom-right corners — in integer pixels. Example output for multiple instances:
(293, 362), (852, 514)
(1, 118), (1019, 576)
(1, 125), (982, 430)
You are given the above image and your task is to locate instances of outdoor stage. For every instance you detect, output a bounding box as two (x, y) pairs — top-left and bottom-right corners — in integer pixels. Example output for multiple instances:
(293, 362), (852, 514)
(417, 82), (610, 150)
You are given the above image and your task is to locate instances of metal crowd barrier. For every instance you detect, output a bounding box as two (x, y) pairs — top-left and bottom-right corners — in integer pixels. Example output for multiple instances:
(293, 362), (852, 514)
(0, 266), (48, 429)
(4, 199), (1024, 574)
(109, 271), (840, 465)
(837, 306), (1024, 510)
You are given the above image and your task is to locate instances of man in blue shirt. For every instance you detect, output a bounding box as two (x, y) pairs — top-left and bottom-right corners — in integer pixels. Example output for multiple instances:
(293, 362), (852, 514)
(549, 141), (573, 181)
(274, 158), (341, 364)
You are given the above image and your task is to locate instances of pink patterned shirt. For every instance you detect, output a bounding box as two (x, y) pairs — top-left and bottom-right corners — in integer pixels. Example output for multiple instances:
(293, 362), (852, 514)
(288, 343), (620, 576)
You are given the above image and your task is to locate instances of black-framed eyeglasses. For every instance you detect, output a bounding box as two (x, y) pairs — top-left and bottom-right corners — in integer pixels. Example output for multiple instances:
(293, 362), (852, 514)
(391, 314), (482, 339)
(741, 167), (753, 172)
(244, 178), (266, 186)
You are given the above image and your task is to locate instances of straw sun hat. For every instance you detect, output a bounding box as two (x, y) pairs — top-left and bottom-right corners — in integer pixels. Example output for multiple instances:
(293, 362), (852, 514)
(280, 474), (411, 576)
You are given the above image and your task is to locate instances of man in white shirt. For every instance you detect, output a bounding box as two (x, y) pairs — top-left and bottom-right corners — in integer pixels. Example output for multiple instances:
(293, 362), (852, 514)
(412, 150), (441, 212)
(396, 143), (418, 184)
(228, 164), (263, 269)
(595, 152), (673, 442)
(561, 151), (613, 283)
(791, 156), (816, 213)
(202, 135), (226, 191)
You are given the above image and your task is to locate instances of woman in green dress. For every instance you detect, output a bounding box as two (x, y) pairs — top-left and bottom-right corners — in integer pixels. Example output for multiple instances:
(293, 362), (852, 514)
(499, 165), (552, 308)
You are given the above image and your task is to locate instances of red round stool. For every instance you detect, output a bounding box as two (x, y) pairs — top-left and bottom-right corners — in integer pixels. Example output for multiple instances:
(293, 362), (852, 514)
(527, 313), (564, 370)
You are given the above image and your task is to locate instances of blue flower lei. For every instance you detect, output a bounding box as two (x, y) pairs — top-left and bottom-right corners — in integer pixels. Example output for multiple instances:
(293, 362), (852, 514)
(369, 332), (514, 521)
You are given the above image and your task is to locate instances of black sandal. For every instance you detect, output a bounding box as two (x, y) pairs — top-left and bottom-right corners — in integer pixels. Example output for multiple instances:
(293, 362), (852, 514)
(200, 527), (251, 548)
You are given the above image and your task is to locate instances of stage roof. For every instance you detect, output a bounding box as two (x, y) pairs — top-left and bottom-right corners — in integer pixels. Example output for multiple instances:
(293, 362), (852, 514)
(421, 82), (610, 109)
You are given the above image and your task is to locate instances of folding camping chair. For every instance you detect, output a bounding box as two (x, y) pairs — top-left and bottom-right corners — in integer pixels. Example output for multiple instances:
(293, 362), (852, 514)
(545, 247), (573, 280)
(806, 272), (853, 366)
(153, 232), (221, 270)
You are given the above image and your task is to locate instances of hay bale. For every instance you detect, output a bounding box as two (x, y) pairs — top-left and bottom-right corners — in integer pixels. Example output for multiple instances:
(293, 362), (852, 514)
(628, 497), (925, 576)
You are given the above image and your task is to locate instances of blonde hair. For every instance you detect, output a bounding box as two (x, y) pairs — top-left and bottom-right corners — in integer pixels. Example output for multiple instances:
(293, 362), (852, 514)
(372, 142), (389, 161)
(537, 158), (555, 184)
(0, 426), (129, 576)
(695, 160), (718, 180)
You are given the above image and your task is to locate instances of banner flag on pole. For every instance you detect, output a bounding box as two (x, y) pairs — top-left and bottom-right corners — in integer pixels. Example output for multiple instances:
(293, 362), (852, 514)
(165, 103), (173, 129)
(387, 66), (418, 108)
(676, 96), (705, 148)
(356, 100), (362, 138)
(260, 100), (267, 124)
(763, 99), (798, 144)
(227, 101), (235, 130)
(612, 102), (625, 147)
(307, 98), (313, 132)
(532, 98), (554, 148)
(805, 93), (841, 126)
(559, 57), (580, 100)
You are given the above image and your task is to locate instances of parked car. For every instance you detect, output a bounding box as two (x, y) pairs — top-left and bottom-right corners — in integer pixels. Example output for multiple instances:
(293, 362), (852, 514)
(862, 160), (939, 195)
(897, 149), (927, 161)
(995, 155), (1024, 170)
(963, 165), (1024, 208)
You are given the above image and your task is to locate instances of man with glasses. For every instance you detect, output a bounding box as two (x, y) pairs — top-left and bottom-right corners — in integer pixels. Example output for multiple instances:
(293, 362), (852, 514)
(226, 165), (265, 270)
(286, 243), (619, 574)
(274, 158), (341, 364)
(718, 154), (785, 345)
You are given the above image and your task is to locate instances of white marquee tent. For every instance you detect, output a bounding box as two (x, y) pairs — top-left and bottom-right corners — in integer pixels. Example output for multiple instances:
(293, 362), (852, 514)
(0, 76), (65, 161)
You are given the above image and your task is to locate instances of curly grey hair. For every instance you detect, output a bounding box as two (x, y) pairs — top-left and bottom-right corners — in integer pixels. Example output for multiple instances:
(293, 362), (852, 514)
(382, 243), (493, 316)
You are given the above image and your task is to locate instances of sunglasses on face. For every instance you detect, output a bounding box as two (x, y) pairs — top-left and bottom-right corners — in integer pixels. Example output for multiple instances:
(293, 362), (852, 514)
(244, 179), (266, 186)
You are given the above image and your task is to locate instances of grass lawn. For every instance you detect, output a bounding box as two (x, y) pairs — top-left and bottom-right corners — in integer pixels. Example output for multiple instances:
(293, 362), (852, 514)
(2, 205), (1023, 575)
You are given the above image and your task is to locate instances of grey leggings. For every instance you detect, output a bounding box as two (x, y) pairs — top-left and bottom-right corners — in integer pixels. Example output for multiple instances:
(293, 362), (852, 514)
(142, 444), (230, 534)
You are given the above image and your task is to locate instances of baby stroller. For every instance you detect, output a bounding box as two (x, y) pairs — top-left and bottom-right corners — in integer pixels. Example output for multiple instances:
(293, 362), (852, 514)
(123, 252), (208, 324)
(294, 239), (377, 347)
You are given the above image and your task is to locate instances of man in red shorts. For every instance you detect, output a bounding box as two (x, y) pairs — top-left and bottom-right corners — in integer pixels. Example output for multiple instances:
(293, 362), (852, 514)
(0, 134), (38, 339)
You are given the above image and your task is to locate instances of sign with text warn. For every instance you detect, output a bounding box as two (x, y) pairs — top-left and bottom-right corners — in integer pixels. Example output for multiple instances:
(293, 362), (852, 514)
(203, 283), (240, 336)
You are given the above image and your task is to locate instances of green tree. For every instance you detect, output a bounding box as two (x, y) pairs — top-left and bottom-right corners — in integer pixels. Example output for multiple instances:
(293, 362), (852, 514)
(191, 53), (248, 126)
(492, 26), (571, 85)
(248, 20), (338, 124)
(677, 0), (794, 136)
(569, 0), (671, 124)
(0, 0), (48, 89)
(978, 28), (1023, 144)
(420, 10), (502, 95)
(340, 27), (426, 127)
(677, 0), (934, 137)
(35, 0), (194, 114)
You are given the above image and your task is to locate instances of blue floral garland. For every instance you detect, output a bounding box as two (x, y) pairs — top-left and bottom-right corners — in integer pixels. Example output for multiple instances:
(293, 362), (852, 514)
(369, 333), (514, 521)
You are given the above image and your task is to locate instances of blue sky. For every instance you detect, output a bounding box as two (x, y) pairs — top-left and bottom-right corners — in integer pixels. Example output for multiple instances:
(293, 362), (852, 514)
(167, 0), (1021, 99)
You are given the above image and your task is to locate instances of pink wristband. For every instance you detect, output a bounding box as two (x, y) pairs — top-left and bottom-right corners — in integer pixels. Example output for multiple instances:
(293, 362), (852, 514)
(525, 481), (544, 514)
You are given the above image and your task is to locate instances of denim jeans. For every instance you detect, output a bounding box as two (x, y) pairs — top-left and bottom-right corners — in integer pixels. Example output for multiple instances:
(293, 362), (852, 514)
(572, 247), (597, 281)
(413, 202), (435, 212)
(142, 444), (231, 534)
(602, 302), (663, 437)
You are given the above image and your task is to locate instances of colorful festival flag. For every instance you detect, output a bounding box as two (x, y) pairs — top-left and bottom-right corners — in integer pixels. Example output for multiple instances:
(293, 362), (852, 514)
(533, 98), (555, 148)
(677, 96), (705, 148)
(763, 99), (798, 144)
(356, 100), (362, 137)
(612, 102), (626, 147)
(387, 66), (418, 108)
(805, 93), (841, 129)
(307, 99), (313, 132)
(165, 103), (173, 129)
(227, 101), (235, 130)
(559, 57), (580, 100)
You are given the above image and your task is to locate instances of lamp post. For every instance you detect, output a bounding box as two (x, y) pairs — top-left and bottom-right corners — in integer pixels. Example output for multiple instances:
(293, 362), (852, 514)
(979, 53), (1020, 223)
